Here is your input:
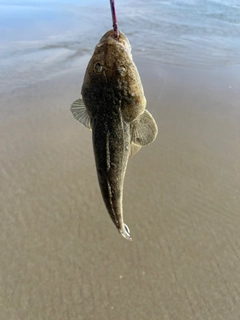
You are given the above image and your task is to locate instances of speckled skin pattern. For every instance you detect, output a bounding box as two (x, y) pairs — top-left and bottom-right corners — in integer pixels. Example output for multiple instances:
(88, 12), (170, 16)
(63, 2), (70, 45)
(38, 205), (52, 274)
(81, 30), (147, 239)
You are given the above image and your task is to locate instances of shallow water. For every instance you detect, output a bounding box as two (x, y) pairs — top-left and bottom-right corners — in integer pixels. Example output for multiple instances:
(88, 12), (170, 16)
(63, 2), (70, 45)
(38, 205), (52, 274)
(1, 0), (240, 91)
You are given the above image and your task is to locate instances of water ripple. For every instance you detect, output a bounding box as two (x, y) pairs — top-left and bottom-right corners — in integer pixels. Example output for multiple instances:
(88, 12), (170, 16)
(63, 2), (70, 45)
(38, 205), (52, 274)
(1, 0), (240, 91)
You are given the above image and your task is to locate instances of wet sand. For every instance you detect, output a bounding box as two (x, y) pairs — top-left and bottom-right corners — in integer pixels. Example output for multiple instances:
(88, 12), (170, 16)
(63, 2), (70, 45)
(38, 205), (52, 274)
(1, 58), (240, 319)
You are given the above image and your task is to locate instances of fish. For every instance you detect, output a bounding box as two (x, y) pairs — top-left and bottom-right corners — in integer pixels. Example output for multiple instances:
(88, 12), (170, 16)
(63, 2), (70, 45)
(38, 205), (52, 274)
(70, 29), (158, 240)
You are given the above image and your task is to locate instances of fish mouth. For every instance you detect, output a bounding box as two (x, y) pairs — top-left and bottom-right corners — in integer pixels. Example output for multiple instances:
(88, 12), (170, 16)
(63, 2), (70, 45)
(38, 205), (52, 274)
(119, 224), (132, 241)
(99, 30), (132, 54)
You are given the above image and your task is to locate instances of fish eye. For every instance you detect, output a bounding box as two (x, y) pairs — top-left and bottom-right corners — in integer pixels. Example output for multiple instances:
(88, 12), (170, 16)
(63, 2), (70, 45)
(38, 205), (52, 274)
(124, 224), (130, 236)
(94, 62), (103, 73)
(118, 65), (127, 76)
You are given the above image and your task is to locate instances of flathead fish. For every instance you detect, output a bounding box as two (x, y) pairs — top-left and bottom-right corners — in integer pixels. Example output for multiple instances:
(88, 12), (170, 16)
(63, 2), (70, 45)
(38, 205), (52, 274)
(70, 30), (158, 240)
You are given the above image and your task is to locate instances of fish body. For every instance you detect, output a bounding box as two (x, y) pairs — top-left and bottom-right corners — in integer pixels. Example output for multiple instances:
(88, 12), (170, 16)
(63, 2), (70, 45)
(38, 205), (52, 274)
(70, 30), (158, 240)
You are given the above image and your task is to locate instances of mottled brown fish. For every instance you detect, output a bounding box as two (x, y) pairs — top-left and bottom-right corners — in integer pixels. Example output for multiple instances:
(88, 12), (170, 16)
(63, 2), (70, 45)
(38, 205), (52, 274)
(70, 30), (158, 240)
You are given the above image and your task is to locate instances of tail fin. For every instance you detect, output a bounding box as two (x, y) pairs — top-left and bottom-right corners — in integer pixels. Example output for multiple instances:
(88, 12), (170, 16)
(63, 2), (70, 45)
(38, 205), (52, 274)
(119, 224), (132, 241)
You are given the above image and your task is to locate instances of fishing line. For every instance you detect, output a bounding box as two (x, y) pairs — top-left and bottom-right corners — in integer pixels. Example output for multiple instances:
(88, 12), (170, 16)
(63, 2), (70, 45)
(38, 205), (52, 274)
(109, 0), (119, 39)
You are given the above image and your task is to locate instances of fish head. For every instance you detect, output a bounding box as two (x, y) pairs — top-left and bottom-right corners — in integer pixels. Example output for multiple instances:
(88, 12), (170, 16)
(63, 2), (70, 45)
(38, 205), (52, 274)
(81, 30), (146, 122)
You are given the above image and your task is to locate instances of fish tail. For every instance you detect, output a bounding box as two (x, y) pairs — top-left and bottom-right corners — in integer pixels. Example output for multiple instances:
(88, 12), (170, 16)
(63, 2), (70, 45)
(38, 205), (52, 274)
(119, 223), (132, 241)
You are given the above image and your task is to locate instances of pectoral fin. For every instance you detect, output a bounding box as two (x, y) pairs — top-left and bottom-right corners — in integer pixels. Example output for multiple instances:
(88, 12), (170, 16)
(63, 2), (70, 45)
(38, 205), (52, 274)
(129, 142), (142, 158)
(70, 98), (91, 129)
(129, 110), (158, 157)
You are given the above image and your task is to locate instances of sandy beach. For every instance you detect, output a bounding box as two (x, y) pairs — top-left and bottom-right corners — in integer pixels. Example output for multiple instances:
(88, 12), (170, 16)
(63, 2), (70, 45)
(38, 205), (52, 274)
(1, 1), (240, 319)
(1, 57), (240, 319)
